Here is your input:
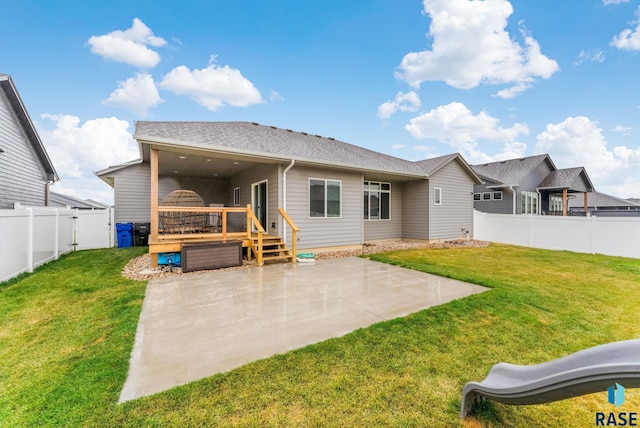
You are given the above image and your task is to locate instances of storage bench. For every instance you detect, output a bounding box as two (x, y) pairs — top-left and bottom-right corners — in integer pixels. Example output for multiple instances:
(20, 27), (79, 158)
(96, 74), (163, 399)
(181, 240), (242, 272)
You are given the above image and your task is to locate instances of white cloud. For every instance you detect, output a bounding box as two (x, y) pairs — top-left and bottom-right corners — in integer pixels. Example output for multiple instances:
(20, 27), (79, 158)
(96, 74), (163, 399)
(613, 125), (632, 135)
(391, 144), (406, 149)
(611, 6), (640, 51)
(573, 49), (606, 65)
(159, 56), (263, 110)
(269, 90), (284, 102)
(534, 116), (640, 197)
(102, 73), (163, 116)
(395, 0), (559, 96)
(603, 0), (629, 5)
(377, 91), (421, 120)
(87, 18), (166, 68)
(405, 101), (529, 162)
(38, 114), (139, 204)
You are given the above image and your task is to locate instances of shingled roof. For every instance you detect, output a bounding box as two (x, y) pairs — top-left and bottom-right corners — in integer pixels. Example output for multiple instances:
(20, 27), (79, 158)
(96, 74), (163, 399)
(568, 192), (640, 209)
(537, 167), (594, 192)
(471, 154), (553, 185)
(135, 121), (428, 178)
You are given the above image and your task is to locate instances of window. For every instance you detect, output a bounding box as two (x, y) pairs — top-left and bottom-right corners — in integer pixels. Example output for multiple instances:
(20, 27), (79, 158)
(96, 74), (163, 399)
(473, 193), (481, 201)
(550, 196), (563, 212)
(233, 187), (240, 206)
(493, 191), (503, 200)
(521, 191), (539, 215)
(434, 187), (442, 205)
(483, 192), (492, 201)
(309, 179), (341, 218)
(364, 181), (390, 220)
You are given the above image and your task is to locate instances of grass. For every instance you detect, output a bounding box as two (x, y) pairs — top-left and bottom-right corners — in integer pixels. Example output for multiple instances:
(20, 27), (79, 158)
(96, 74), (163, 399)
(1, 244), (639, 427)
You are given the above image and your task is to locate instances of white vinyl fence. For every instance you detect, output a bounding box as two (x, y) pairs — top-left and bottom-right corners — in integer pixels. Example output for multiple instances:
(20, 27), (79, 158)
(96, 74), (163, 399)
(473, 210), (640, 259)
(0, 205), (114, 282)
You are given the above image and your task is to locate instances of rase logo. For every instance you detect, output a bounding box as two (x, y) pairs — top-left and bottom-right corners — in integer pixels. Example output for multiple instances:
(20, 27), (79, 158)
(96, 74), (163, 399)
(596, 383), (637, 426)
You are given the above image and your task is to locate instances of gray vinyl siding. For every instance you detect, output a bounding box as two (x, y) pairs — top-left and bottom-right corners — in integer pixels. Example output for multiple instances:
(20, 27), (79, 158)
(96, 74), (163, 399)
(473, 182), (514, 214)
(227, 163), (280, 235)
(428, 160), (476, 240)
(0, 88), (48, 208)
(401, 179), (429, 240)
(363, 180), (403, 241)
(285, 165), (362, 249)
(112, 163), (151, 223)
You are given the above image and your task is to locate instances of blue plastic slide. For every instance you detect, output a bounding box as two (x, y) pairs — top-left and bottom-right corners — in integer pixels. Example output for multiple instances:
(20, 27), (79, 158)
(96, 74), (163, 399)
(461, 339), (640, 419)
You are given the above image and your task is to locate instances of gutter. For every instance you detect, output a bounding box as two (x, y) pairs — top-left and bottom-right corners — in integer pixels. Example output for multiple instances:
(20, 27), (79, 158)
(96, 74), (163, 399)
(282, 159), (295, 245)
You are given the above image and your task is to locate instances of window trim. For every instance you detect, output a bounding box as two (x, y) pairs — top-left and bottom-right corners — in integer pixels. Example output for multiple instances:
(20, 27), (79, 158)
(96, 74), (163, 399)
(308, 178), (342, 219)
(434, 187), (442, 206)
(493, 191), (503, 201)
(473, 193), (481, 201)
(364, 180), (391, 221)
(482, 192), (492, 201)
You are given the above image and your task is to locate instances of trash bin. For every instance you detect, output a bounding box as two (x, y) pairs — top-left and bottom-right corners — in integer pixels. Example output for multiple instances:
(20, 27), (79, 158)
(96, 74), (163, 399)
(116, 223), (134, 248)
(134, 223), (150, 246)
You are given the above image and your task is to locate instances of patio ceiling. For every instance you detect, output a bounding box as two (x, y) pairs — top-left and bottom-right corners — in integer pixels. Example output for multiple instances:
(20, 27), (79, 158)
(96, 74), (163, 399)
(155, 148), (267, 179)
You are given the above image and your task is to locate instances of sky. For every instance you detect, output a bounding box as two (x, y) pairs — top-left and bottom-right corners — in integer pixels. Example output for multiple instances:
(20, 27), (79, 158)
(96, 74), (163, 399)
(2, 0), (640, 204)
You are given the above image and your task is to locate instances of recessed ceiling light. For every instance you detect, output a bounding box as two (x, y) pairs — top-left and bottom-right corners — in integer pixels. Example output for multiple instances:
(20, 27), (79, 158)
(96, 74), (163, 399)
(206, 159), (211, 162)
(179, 156), (186, 159)
(233, 161), (240, 165)
(173, 170), (179, 173)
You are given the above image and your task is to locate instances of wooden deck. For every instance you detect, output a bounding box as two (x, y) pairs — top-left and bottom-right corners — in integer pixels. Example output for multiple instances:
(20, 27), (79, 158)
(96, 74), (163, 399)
(149, 205), (299, 268)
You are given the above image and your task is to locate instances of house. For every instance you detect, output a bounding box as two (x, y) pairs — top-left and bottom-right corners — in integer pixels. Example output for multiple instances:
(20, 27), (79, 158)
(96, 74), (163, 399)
(49, 191), (110, 210)
(471, 154), (595, 216)
(568, 191), (640, 217)
(97, 121), (482, 265)
(0, 74), (58, 209)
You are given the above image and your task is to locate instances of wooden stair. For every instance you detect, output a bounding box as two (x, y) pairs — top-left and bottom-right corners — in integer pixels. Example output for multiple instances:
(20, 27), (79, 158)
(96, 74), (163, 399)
(253, 235), (294, 264)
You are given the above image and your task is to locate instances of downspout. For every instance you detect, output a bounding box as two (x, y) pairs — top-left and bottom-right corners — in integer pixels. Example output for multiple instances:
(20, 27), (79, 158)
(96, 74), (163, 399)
(45, 180), (53, 206)
(282, 159), (295, 245)
(509, 185), (516, 215)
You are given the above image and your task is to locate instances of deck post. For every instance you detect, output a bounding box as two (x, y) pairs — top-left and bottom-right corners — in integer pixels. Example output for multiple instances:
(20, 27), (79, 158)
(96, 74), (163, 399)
(150, 147), (159, 267)
(562, 188), (568, 217)
(221, 209), (227, 240)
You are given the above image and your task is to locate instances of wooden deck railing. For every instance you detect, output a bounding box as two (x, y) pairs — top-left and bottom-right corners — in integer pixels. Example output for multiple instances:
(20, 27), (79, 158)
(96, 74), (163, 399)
(150, 204), (297, 268)
(279, 208), (299, 262)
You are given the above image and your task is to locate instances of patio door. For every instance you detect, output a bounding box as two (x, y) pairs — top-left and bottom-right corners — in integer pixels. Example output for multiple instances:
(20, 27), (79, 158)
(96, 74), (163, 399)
(251, 180), (267, 231)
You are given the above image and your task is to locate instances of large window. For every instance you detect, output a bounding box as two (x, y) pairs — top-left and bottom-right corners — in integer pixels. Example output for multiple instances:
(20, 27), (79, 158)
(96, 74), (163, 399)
(309, 179), (341, 218)
(364, 181), (390, 220)
(521, 191), (538, 214)
(550, 196), (563, 212)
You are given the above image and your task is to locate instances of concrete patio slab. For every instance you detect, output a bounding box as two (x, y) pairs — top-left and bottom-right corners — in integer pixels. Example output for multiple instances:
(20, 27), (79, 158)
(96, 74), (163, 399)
(119, 257), (487, 402)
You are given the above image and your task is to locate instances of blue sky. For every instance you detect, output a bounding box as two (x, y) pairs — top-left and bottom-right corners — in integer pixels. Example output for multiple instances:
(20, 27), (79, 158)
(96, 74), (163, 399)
(2, 0), (639, 203)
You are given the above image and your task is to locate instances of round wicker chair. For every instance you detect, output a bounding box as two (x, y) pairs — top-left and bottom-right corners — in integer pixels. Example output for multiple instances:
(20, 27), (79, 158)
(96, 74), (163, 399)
(159, 190), (207, 233)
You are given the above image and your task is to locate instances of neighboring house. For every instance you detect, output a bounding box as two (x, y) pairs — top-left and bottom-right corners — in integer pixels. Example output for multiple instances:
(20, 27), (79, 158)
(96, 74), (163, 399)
(97, 121), (482, 261)
(0, 74), (58, 209)
(49, 191), (110, 210)
(568, 191), (640, 217)
(471, 154), (595, 216)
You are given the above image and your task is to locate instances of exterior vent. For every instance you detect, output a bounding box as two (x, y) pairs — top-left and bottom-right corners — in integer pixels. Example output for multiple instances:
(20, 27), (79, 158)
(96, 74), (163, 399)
(328, 137), (335, 140)
(314, 134), (322, 138)
(301, 132), (308, 135)
(286, 129), (293, 132)
(270, 126), (277, 129)
(251, 122), (259, 126)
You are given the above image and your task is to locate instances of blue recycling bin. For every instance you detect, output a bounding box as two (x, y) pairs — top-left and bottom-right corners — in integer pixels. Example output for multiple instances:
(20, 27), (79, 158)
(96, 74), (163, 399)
(116, 223), (134, 248)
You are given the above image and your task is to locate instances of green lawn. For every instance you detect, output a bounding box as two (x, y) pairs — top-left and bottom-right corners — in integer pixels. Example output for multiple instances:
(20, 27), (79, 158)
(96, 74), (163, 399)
(1, 244), (639, 427)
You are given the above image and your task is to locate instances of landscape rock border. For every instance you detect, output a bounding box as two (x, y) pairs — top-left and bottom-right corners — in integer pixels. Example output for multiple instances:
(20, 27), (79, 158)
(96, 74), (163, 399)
(122, 240), (490, 281)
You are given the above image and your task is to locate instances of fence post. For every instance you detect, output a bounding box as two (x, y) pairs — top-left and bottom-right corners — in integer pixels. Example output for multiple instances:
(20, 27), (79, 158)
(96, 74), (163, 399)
(54, 209), (59, 260)
(27, 208), (34, 273)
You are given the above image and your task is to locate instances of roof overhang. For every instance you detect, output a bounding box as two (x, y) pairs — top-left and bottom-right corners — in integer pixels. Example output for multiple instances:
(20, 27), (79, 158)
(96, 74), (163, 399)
(0, 75), (59, 182)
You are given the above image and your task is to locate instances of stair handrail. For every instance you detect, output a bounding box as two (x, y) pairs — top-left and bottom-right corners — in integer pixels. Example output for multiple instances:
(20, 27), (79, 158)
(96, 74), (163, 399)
(246, 204), (265, 266)
(278, 208), (299, 262)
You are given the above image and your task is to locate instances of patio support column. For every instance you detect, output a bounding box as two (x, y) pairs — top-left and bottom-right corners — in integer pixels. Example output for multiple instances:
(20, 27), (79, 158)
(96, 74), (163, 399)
(150, 147), (159, 267)
(562, 188), (568, 217)
(583, 192), (588, 216)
